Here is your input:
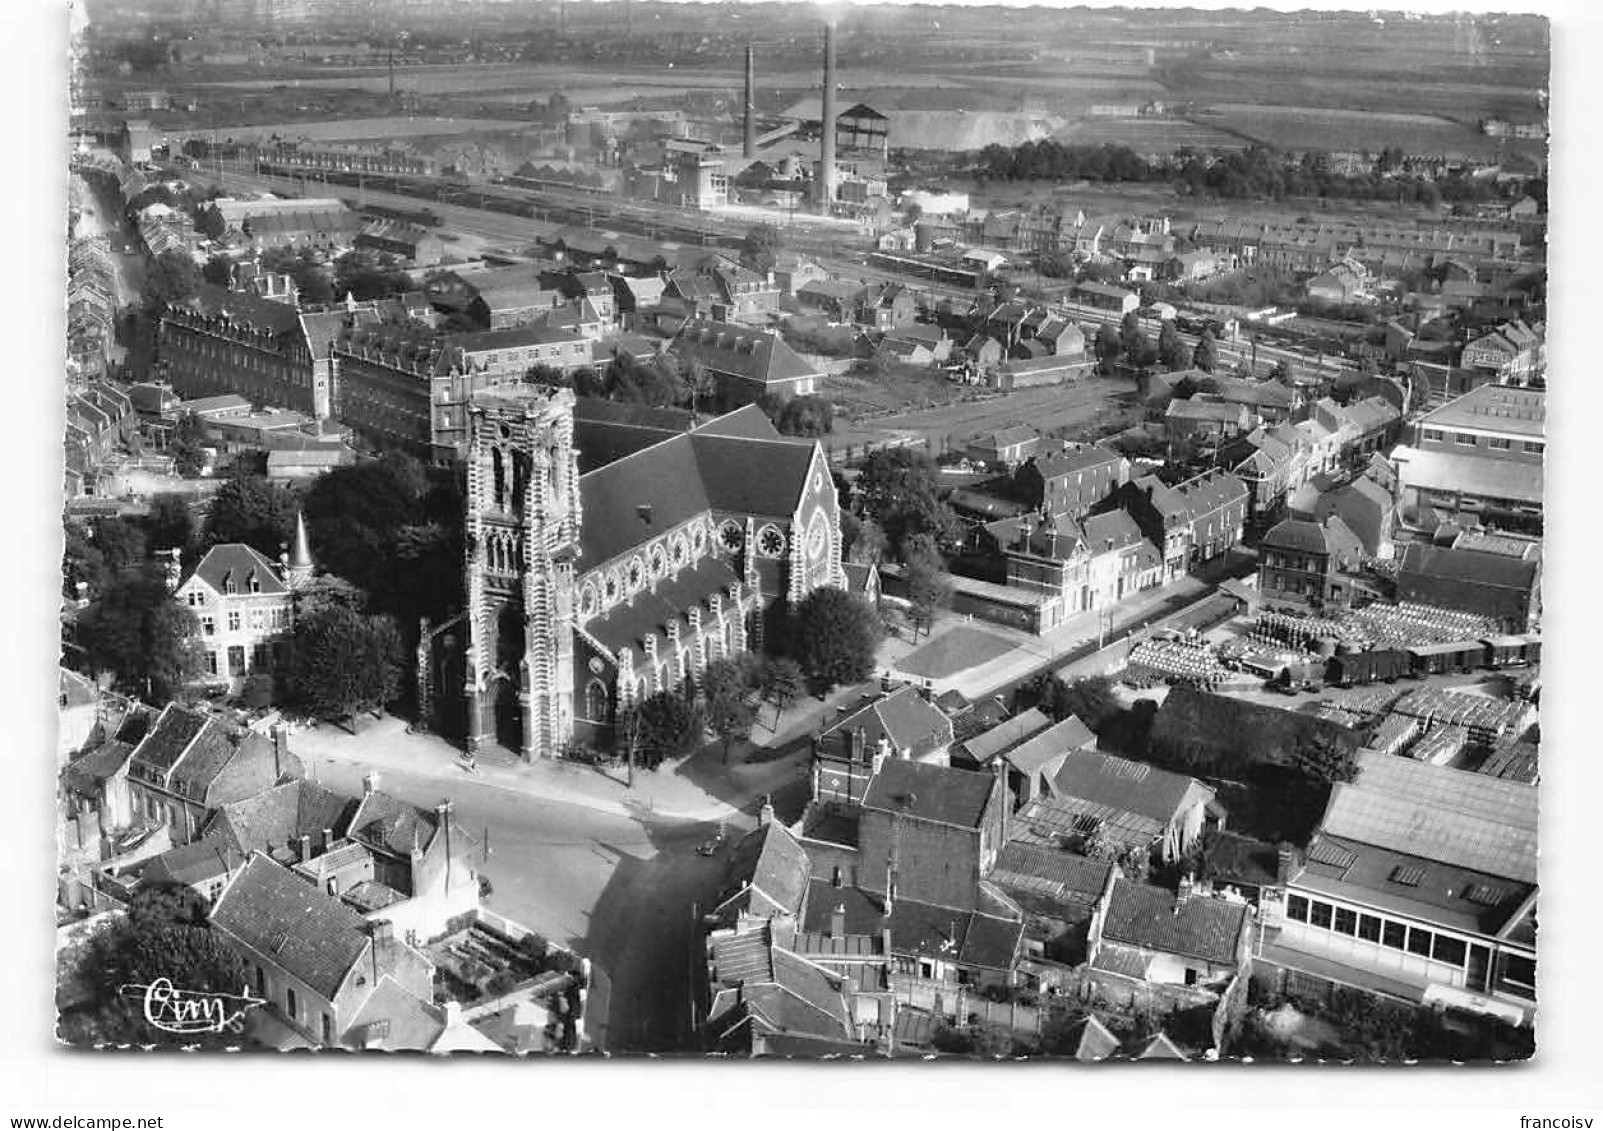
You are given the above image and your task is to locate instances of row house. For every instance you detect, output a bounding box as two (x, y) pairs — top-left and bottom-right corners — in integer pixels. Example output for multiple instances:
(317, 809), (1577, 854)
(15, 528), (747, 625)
(1013, 443), (1129, 521)
(999, 510), (1163, 629)
(1460, 320), (1542, 385)
(63, 382), (136, 497)
(1227, 422), (1315, 524)
(124, 705), (303, 847)
(1110, 470), (1249, 582)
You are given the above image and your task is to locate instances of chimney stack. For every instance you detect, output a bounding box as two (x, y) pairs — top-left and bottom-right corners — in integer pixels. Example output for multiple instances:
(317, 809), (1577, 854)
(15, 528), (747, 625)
(759, 794), (774, 826)
(830, 903), (846, 940)
(272, 724), (291, 781)
(363, 771), (380, 796)
(818, 19), (837, 212)
(298, 834), (312, 862)
(322, 826), (334, 853)
(743, 44), (757, 160)
(1276, 841), (1300, 883)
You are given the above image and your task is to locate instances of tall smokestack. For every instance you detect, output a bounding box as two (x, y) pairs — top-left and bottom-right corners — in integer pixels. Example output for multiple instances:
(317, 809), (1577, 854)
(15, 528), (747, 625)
(819, 19), (837, 212)
(743, 44), (757, 160)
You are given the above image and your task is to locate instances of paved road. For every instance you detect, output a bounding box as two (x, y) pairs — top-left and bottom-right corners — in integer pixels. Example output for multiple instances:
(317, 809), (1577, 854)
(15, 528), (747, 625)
(306, 747), (731, 1053)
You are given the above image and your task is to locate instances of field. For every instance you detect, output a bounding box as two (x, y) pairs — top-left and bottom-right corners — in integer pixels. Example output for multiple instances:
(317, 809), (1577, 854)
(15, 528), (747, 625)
(177, 116), (536, 143)
(896, 625), (1018, 681)
(824, 375), (1143, 453)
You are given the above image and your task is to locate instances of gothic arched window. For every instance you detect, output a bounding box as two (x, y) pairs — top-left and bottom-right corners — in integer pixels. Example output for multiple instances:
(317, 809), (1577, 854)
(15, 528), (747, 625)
(491, 448), (506, 509)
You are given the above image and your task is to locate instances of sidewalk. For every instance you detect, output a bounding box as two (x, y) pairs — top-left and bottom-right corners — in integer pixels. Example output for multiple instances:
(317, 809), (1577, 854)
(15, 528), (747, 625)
(290, 687), (867, 829)
(885, 573), (1216, 703)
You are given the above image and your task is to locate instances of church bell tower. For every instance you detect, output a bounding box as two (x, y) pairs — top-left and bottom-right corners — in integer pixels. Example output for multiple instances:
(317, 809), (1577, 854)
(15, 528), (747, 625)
(463, 388), (583, 760)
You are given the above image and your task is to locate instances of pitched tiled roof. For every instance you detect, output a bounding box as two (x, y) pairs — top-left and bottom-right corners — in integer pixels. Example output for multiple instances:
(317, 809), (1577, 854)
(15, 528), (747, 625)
(689, 434), (816, 519)
(1321, 750), (1536, 884)
(989, 841), (1113, 912)
(142, 835), (238, 887)
(1081, 509), (1146, 554)
(1260, 518), (1332, 556)
(822, 687), (954, 759)
(1059, 1015), (1120, 1061)
(577, 435), (710, 567)
(184, 543), (288, 598)
(210, 854), (371, 999)
(1100, 879), (1248, 966)
(128, 703), (209, 777)
(210, 779), (357, 856)
(718, 822), (810, 920)
(1398, 543), (1539, 592)
(957, 707), (1052, 765)
(862, 759), (993, 830)
(342, 975), (445, 1050)
(64, 740), (136, 793)
(1050, 752), (1212, 825)
(179, 285), (306, 337)
(670, 319), (822, 389)
(1004, 715), (1096, 776)
(1033, 443), (1122, 480)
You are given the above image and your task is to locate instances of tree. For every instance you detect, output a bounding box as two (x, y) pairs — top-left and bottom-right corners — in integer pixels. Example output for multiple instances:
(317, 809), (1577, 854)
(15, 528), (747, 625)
(169, 412), (209, 478)
(145, 249), (201, 309)
(702, 657), (757, 764)
(289, 604), (404, 730)
(739, 222), (783, 276)
(635, 691), (705, 768)
(856, 447), (960, 553)
(847, 516), (888, 565)
(1094, 323), (1123, 376)
(240, 672), (276, 710)
(201, 474), (300, 559)
(1119, 309), (1142, 353)
(201, 254), (232, 287)
(1052, 674), (1122, 731)
(758, 656), (805, 730)
(195, 206), (227, 242)
(1194, 329), (1219, 373)
(903, 534), (951, 642)
(90, 517), (149, 578)
(776, 394), (834, 437)
(260, 247), (334, 306)
(792, 587), (882, 694)
(76, 565), (202, 704)
(1272, 358), (1295, 385)
(142, 493), (195, 557)
(60, 885), (248, 1050)
(333, 249), (413, 302)
(62, 520), (107, 601)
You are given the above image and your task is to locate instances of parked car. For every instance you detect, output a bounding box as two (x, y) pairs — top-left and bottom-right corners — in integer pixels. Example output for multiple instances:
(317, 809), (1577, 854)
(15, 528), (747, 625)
(696, 824), (728, 857)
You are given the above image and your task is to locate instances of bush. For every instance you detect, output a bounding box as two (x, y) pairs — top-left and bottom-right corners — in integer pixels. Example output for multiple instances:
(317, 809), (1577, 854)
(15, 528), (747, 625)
(484, 970), (519, 998)
(240, 672), (276, 711)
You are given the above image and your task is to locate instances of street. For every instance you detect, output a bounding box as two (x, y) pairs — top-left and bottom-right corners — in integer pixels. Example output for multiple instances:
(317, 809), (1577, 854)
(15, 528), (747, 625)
(305, 743), (731, 1053)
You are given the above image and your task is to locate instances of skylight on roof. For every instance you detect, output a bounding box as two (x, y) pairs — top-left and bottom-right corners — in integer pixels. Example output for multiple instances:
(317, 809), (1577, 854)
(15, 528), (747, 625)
(1389, 865), (1426, 887)
(1307, 840), (1357, 870)
(1463, 883), (1506, 907)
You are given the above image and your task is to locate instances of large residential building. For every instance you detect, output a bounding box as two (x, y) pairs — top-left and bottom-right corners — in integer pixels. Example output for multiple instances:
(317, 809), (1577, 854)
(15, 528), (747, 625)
(331, 321), (590, 462)
(1014, 443), (1129, 521)
(454, 393), (842, 760)
(1391, 385), (1544, 534)
(174, 534), (310, 692)
(158, 287), (320, 418)
(1257, 517), (1365, 610)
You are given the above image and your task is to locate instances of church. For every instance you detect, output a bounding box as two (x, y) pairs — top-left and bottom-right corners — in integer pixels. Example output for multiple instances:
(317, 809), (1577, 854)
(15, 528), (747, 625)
(460, 387), (844, 759)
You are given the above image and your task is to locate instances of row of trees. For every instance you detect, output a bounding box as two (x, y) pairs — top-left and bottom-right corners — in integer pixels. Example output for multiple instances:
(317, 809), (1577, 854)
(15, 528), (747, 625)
(617, 584), (881, 773)
(974, 139), (1531, 208)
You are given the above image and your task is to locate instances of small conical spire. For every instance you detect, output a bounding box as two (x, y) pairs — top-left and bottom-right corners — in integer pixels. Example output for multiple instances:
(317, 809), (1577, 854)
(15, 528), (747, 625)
(344, 290), (357, 314)
(285, 511), (314, 587)
(292, 511), (313, 569)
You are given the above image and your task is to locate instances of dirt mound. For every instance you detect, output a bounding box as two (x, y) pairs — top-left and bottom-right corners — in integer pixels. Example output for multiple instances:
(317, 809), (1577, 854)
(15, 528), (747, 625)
(890, 110), (1065, 151)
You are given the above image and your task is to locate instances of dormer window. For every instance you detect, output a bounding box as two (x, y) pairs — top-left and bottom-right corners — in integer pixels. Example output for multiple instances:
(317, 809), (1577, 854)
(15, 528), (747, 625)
(248, 571), (261, 594)
(224, 573), (237, 595)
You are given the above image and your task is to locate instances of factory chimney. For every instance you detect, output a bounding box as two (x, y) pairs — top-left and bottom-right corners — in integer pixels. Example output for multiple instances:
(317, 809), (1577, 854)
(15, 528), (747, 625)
(743, 44), (757, 159)
(819, 19), (838, 212)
